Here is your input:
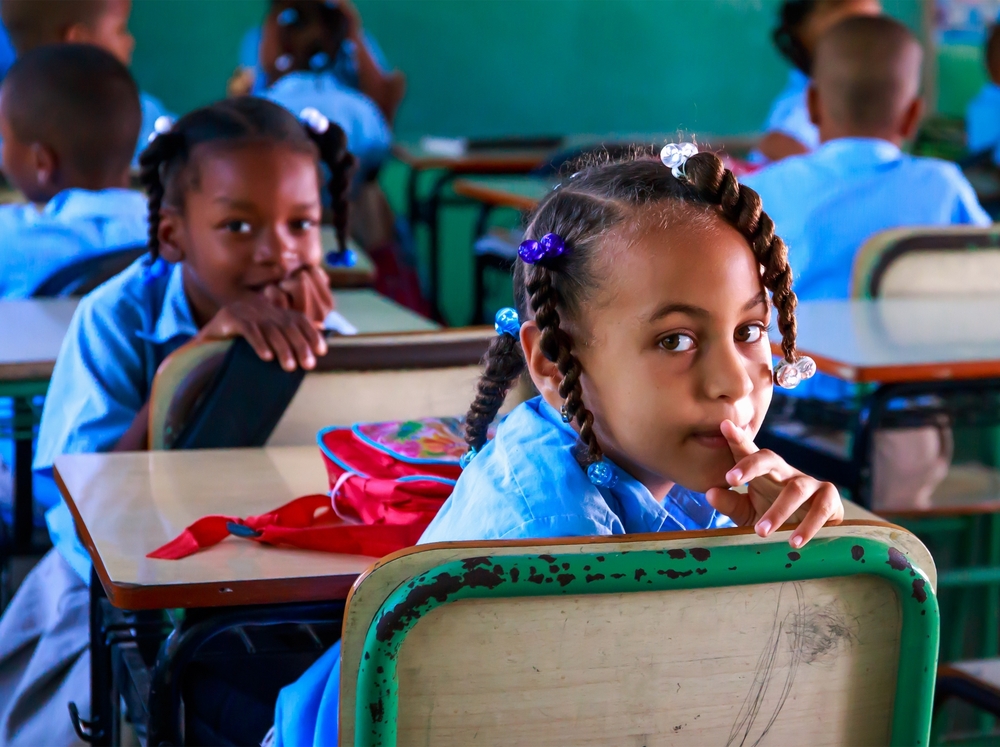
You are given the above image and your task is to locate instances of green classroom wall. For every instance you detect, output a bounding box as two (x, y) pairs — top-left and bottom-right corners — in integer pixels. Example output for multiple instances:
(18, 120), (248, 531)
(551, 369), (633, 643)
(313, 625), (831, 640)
(126, 0), (944, 325)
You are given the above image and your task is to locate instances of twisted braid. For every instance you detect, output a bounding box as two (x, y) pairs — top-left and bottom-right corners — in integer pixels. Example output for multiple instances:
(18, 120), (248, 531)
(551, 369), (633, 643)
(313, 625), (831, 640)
(465, 334), (525, 452)
(305, 123), (355, 255)
(137, 131), (184, 259)
(683, 152), (798, 361)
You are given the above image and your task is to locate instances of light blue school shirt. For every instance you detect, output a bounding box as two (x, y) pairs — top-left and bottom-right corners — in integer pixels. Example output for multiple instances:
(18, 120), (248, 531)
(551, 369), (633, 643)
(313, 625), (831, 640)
(966, 82), (1000, 162)
(764, 70), (820, 151)
(0, 188), (148, 299)
(261, 72), (391, 175)
(743, 137), (990, 302)
(238, 25), (388, 95)
(273, 396), (732, 747)
(33, 257), (198, 582)
(0, 21), (15, 82)
(136, 91), (174, 166)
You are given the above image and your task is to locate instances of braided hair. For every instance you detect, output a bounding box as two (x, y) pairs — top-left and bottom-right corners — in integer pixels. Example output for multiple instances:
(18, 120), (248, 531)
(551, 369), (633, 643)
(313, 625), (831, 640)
(138, 96), (355, 259)
(464, 151), (799, 470)
(772, 0), (817, 74)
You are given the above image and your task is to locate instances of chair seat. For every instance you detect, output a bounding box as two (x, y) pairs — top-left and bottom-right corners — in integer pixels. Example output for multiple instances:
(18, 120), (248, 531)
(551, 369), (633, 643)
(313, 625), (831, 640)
(474, 227), (523, 259)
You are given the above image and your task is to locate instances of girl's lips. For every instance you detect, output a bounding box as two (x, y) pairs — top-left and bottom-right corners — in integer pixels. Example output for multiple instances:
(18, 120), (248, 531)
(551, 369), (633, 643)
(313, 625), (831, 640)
(690, 431), (729, 449)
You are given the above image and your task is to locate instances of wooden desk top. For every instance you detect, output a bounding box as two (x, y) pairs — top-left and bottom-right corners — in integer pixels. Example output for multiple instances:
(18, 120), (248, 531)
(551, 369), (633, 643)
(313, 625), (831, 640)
(392, 142), (554, 173)
(0, 299), (79, 382)
(453, 175), (551, 211)
(55, 446), (374, 609)
(335, 289), (438, 334)
(774, 298), (1000, 383)
(56, 439), (879, 611)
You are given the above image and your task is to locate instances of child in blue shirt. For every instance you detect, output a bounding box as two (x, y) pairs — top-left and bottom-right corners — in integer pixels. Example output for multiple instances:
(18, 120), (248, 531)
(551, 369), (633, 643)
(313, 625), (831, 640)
(745, 15), (990, 302)
(0, 0), (174, 165)
(272, 150), (846, 746)
(966, 24), (1000, 162)
(256, 0), (393, 178)
(0, 44), (147, 298)
(0, 97), (352, 746)
(757, 0), (880, 162)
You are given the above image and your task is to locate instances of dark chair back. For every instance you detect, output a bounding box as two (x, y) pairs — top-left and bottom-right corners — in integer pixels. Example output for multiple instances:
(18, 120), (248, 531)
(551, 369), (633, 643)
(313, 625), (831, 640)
(31, 245), (147, 298)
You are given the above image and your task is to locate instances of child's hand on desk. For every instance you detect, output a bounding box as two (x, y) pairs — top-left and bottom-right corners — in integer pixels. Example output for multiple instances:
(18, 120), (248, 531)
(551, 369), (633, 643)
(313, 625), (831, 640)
(261, 264), (335, 326)
(705, 419), (844, 549)
(197, 298), (328, 372)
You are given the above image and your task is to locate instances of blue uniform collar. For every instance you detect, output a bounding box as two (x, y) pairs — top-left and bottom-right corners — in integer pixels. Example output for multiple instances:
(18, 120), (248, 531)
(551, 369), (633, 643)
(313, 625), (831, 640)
(531, 398), (720, 532)
(42, 187), (147, 220)
(787, 68), (810, 91)
(813, 137), (903, 170)
(134, 259), (199, 344)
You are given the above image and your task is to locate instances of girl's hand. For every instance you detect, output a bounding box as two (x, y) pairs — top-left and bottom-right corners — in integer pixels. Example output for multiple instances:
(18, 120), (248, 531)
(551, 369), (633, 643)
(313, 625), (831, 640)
(705, 419), (844, 548)
(196, 297), (328, 371)
(261, 265), (335, 326)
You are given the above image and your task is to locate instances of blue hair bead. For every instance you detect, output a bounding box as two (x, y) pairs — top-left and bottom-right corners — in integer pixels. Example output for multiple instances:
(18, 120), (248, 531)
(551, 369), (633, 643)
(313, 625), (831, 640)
(587, 461), (617, 488)
(142, 257), (168, 284)
(326, 249), (357, 268)
(518, 232), (567, 264)
(459, 448), (477, 469)
(276, 7), (299, 26)
(494, 307), (520, 337)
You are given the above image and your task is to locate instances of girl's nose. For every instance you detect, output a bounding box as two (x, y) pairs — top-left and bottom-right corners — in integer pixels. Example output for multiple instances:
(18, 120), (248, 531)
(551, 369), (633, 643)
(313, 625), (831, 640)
(703, 341), (755, 403)
(256, 226), (298, 272)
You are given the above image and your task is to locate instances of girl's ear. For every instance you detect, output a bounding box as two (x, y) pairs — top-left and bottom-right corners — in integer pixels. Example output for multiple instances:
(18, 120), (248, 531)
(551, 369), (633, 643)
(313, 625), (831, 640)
(520, 320), (564, 411)
(156, 207), (187, 264)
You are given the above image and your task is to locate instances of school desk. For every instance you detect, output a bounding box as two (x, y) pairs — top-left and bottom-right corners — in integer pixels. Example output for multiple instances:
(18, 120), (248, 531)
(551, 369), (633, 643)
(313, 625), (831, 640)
(332, 288), (437, 333)
(0, 298), (79, 554)
(54, 444), (885, 745)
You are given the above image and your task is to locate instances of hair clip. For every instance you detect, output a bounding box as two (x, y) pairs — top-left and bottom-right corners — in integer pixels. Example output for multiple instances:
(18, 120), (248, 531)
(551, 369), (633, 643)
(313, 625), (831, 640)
(142, 256), (168, 284)
(587, 460), (618, 488)
(275, 53), (294, 72)
(326, 249), (357, 268)
(560, 403), (571, 423)
(147, 115), (175, 144)
(494, 307), (521, 337)
(309, 51), (331, 71)
(299, 107), (330, 134)
(518, 232), (567, 264)
(773, 356), (817, 389)
(276, 7), (299, 25)
(660, 142), (699, 179)
(459, 447), (477, 469)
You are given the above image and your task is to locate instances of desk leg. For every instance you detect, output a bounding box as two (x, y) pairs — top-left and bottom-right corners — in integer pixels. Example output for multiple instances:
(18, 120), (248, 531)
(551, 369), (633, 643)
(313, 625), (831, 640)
(12, 396), (33, 553)
(426, 170), (462, 323)
(406, 166), (421, 230)
(471, 203), (497, 325)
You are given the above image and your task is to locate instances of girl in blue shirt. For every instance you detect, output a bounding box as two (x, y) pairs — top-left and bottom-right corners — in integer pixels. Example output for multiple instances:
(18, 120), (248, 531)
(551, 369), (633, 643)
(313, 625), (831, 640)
(0, 97), (353, 746)
(273, 147), (845, 746)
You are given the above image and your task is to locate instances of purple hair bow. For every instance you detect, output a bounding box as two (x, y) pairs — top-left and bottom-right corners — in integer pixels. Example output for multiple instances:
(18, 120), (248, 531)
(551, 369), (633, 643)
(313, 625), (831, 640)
(518, 232), (567, 264)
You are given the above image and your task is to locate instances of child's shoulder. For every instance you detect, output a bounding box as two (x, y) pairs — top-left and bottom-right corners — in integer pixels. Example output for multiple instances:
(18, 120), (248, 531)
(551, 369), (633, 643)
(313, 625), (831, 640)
(72, 256), (175, 338)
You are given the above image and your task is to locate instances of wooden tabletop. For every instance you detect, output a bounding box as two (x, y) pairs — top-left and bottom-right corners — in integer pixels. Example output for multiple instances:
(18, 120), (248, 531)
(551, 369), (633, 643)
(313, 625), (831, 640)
(0, 299), (79, 382)
(392, 142), (555, 173)
(453, 175), (551, 211)
(55, 445), (374, 609)
(335, 289), (438, 334)
(774, 298), (1000, 383)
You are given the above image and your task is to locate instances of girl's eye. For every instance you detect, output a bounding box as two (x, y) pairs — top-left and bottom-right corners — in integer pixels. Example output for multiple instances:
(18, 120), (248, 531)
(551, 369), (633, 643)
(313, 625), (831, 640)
(659, 333), (695, 352)
(224, 220), (252, 234)
(290, 218), (316, 231)
(735, 324), (765, 344)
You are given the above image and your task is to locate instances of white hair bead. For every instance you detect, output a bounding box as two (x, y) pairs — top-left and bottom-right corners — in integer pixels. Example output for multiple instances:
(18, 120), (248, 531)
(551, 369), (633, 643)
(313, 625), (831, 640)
(299, 107), (330, 134)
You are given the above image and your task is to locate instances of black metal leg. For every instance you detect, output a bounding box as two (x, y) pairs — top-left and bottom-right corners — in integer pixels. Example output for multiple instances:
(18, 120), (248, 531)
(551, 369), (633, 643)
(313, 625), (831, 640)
(69, 568), (113, 744)
(13, 396), (33, 553)
(425, 170), (463, 323)
(146, 601), (345, 746)
(405, 166), (420, 230)
(471, 203), (497, 326)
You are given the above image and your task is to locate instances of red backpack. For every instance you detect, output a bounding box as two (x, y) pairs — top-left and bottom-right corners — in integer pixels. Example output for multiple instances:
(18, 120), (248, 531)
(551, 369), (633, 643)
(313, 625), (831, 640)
(148, 418), (477, 560)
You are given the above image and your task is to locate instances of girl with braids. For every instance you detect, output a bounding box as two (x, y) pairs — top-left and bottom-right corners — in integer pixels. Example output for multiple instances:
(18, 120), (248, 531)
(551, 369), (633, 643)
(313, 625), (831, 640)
(756, 0), (880, 163)
(0, 96), (353, 746)
(268, 146), (844, 747)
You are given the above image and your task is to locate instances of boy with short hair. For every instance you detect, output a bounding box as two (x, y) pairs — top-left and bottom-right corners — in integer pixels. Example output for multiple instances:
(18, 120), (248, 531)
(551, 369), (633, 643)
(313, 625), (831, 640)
(0, 43), (146, 298)
(966, 24), (1000, 161)
(0, 0), (173, 163)
(744, 15), (989, 301)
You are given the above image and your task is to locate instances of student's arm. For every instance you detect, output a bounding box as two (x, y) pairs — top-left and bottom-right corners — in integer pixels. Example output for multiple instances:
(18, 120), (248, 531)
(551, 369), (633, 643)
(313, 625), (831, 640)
(339, 0), (406, 123)
(757, 131), (810, 162)
(113, 402), (151, 452)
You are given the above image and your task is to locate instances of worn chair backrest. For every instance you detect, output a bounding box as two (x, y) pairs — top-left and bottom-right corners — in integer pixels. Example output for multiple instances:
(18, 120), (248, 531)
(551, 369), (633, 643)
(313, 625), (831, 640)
(850, 226), (1000, 299)
(31, 245), (147, 298)
(148, 327), (530, 450)
(338, 522), (939, 746)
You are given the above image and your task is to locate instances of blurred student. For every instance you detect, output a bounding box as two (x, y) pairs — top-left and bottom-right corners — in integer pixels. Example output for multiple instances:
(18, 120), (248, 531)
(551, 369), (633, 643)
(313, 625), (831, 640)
(0, 0), (173, 164)
(744, 14), (989, 302)
(253, 0), (395, 179)
(233, 0), (404, 124)
(966, 24), (1000, 162)
(757, 0), (881, 162)
(0, 44), (146, 298)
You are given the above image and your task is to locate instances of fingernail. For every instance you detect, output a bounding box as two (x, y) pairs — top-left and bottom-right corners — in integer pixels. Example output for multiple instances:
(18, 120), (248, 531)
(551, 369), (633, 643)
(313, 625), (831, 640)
(304, 355), (315, 369)
(727, 468), (742, 485)
(790, 535), (803, 548)
(755, 519), (772, 536)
